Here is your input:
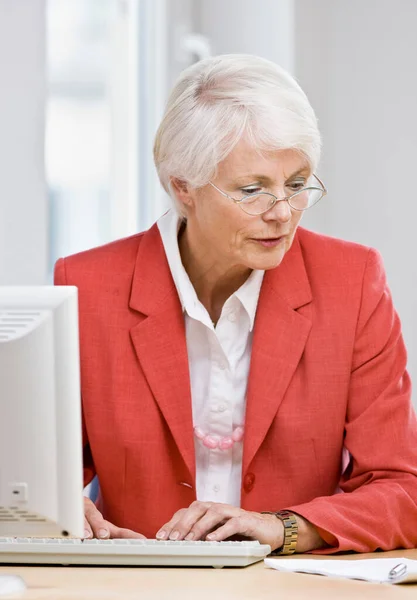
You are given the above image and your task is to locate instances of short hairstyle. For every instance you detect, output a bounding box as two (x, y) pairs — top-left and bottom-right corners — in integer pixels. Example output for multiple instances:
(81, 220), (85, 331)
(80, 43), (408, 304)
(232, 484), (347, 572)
(154, 54), (321, 215)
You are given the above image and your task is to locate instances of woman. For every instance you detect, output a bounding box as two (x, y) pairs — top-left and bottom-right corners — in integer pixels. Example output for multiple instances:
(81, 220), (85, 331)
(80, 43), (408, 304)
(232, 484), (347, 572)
(55, 54), (417, 554)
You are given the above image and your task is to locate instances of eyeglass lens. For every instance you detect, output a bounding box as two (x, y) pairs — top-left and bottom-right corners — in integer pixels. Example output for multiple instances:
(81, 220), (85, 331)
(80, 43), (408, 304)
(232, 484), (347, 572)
(239, 187), (323, 215)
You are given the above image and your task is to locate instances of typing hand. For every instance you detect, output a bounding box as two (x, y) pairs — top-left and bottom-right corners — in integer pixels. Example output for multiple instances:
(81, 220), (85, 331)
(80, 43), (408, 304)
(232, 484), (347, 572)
(155, 501), (284, 551)
(83, 497), (146, 540)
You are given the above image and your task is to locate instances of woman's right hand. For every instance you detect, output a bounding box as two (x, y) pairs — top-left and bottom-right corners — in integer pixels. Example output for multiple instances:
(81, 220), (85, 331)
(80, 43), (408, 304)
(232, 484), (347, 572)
(83, 496), (146, 539)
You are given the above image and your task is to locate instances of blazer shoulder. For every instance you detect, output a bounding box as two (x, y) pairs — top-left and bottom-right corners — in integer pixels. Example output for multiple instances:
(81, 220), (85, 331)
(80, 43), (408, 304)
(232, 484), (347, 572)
(297, 226), (374, 266)
(296, 227), (384, 293)
(54, 231), (146, 286)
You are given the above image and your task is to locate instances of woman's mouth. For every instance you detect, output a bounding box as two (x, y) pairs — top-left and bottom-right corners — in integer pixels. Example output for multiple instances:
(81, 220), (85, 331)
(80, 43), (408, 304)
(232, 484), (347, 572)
(253, 236), (284, 248)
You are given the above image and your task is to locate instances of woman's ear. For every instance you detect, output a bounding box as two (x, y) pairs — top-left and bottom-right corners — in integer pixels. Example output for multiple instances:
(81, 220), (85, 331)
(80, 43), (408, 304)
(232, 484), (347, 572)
(170, 178), (194, 210)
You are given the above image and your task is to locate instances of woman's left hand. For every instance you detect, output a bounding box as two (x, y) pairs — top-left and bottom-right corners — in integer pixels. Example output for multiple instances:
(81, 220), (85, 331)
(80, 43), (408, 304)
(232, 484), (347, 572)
(155, 501), (284, 551)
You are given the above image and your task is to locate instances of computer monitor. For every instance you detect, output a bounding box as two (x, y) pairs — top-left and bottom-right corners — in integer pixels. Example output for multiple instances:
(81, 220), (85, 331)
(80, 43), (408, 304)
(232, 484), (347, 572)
(0, 286), (84, 538)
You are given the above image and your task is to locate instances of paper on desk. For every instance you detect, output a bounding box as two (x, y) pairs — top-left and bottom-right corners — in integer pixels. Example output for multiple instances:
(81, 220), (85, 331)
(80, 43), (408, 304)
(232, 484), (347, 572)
(264, 557), (417, 584)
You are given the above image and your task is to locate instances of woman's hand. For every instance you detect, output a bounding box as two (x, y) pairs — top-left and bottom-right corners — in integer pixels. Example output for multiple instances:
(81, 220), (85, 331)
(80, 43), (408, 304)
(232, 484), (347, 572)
(155, 501), (284, 551)
(83, 497), (146, 539)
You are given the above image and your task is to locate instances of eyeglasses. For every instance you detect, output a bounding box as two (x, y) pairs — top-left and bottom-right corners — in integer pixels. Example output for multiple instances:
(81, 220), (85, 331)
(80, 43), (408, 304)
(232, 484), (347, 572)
(209, 174), (327, 216)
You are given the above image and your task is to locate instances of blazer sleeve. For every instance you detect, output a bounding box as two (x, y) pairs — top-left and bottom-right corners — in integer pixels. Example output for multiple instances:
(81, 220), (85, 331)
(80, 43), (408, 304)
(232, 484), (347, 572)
(54, 257), (96, 488)
(286, 248), (417, 553)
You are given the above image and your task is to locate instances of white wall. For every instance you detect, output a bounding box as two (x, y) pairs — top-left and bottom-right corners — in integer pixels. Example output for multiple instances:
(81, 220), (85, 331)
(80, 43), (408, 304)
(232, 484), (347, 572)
(0, 0), (47, 285)
(197, 0), (294, 73)
(295, 0), (417, 400)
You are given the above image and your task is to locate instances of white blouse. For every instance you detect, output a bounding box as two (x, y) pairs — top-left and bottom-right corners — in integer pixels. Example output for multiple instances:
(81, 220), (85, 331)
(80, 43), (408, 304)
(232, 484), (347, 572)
(158, 210), (264, 507)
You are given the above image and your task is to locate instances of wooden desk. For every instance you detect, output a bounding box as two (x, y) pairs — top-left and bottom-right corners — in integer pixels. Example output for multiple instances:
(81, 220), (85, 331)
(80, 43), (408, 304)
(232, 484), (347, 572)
(1, 549), (416, 599)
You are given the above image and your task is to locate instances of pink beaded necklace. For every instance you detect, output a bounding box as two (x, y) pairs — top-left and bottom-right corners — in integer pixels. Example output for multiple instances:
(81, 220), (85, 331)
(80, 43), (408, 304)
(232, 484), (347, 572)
(194, 425), (244, 451)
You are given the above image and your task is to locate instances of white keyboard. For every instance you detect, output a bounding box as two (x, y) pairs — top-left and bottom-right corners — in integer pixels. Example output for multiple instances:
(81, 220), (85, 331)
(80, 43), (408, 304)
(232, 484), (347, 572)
(0, 537), (271, 568)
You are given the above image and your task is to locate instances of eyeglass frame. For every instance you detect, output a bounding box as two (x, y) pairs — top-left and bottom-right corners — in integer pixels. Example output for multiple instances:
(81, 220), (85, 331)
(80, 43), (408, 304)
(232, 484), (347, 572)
(208, 173), (327, 215)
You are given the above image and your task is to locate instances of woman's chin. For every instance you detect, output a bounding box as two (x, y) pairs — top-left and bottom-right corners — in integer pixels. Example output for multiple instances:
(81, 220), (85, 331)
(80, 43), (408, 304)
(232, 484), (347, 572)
(246, 247), (287, 271)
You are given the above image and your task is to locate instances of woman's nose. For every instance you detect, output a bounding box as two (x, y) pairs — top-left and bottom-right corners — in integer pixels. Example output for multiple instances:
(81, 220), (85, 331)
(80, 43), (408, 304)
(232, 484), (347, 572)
(262, 198), (292, 223)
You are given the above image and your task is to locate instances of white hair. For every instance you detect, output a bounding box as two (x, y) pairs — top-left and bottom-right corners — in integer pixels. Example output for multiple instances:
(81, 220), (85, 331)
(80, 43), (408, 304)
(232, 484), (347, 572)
(154, 54), (321, 216)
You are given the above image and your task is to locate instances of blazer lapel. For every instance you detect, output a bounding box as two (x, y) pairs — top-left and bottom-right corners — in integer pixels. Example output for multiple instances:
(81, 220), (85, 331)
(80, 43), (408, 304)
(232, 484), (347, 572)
(243, 231), (313, 474)
(129, 225), (196, 483)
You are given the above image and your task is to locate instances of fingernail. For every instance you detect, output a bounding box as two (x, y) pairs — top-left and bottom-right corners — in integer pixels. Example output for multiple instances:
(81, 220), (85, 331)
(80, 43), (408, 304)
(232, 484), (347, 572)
(156, 530), (167, 539)
(83, 529), (91, 539)
(206, 533), (215, 539)
(169, 530), (179, 540)
(184, 532), (195, 540)
(98, 529), (109, 538)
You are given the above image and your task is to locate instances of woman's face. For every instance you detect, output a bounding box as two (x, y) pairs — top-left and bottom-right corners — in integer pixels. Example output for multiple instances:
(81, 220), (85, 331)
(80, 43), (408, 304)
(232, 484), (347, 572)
(177, 140), (312, 273)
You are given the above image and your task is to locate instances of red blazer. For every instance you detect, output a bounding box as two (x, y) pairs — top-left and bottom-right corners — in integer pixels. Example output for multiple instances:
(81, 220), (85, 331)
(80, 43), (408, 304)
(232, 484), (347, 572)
(54, 224), (417, 552)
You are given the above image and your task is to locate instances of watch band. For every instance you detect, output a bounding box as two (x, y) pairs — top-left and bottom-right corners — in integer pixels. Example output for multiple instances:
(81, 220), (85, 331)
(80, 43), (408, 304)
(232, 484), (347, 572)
(261, 510), (298, 555)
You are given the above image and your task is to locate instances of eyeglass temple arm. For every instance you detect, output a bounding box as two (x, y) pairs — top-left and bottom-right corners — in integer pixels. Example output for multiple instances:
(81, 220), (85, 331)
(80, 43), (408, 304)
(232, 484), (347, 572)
(314, 173), (327, 194)
(208, 181), (236, 200)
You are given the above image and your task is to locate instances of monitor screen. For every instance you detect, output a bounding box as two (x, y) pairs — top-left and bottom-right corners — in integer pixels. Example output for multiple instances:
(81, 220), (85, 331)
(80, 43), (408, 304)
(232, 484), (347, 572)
(0, 286), (84, 538)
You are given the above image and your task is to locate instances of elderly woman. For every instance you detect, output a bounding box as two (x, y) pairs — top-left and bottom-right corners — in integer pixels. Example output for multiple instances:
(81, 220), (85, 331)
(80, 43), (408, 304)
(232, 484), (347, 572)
(55, 54), (417, 555)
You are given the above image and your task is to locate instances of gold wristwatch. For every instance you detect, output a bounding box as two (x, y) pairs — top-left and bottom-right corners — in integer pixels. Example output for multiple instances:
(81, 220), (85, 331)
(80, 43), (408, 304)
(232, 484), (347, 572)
(261, 510), (298, 555)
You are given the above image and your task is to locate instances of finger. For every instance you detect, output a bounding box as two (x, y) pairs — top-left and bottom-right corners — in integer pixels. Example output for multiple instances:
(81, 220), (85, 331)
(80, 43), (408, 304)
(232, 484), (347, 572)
(83, 516), (93, 539)
(155, 508), (189, 540)
(169, 502), (219, 540)
(83, 497), (146, 539)
(183, 509), (231, 541)
(168, 503), (239, 541)
(84, 499), (110, 539)
(108, 525), (146, 539)
(206, 515), (255, 542)
(184, 503), (243, 541)
(156, 501), (217, 540)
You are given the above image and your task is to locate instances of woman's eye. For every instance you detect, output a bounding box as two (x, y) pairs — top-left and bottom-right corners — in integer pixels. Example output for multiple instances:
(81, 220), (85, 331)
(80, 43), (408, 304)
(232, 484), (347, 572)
(287, 180), (306, 192)
(241, 187), (262, 196)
